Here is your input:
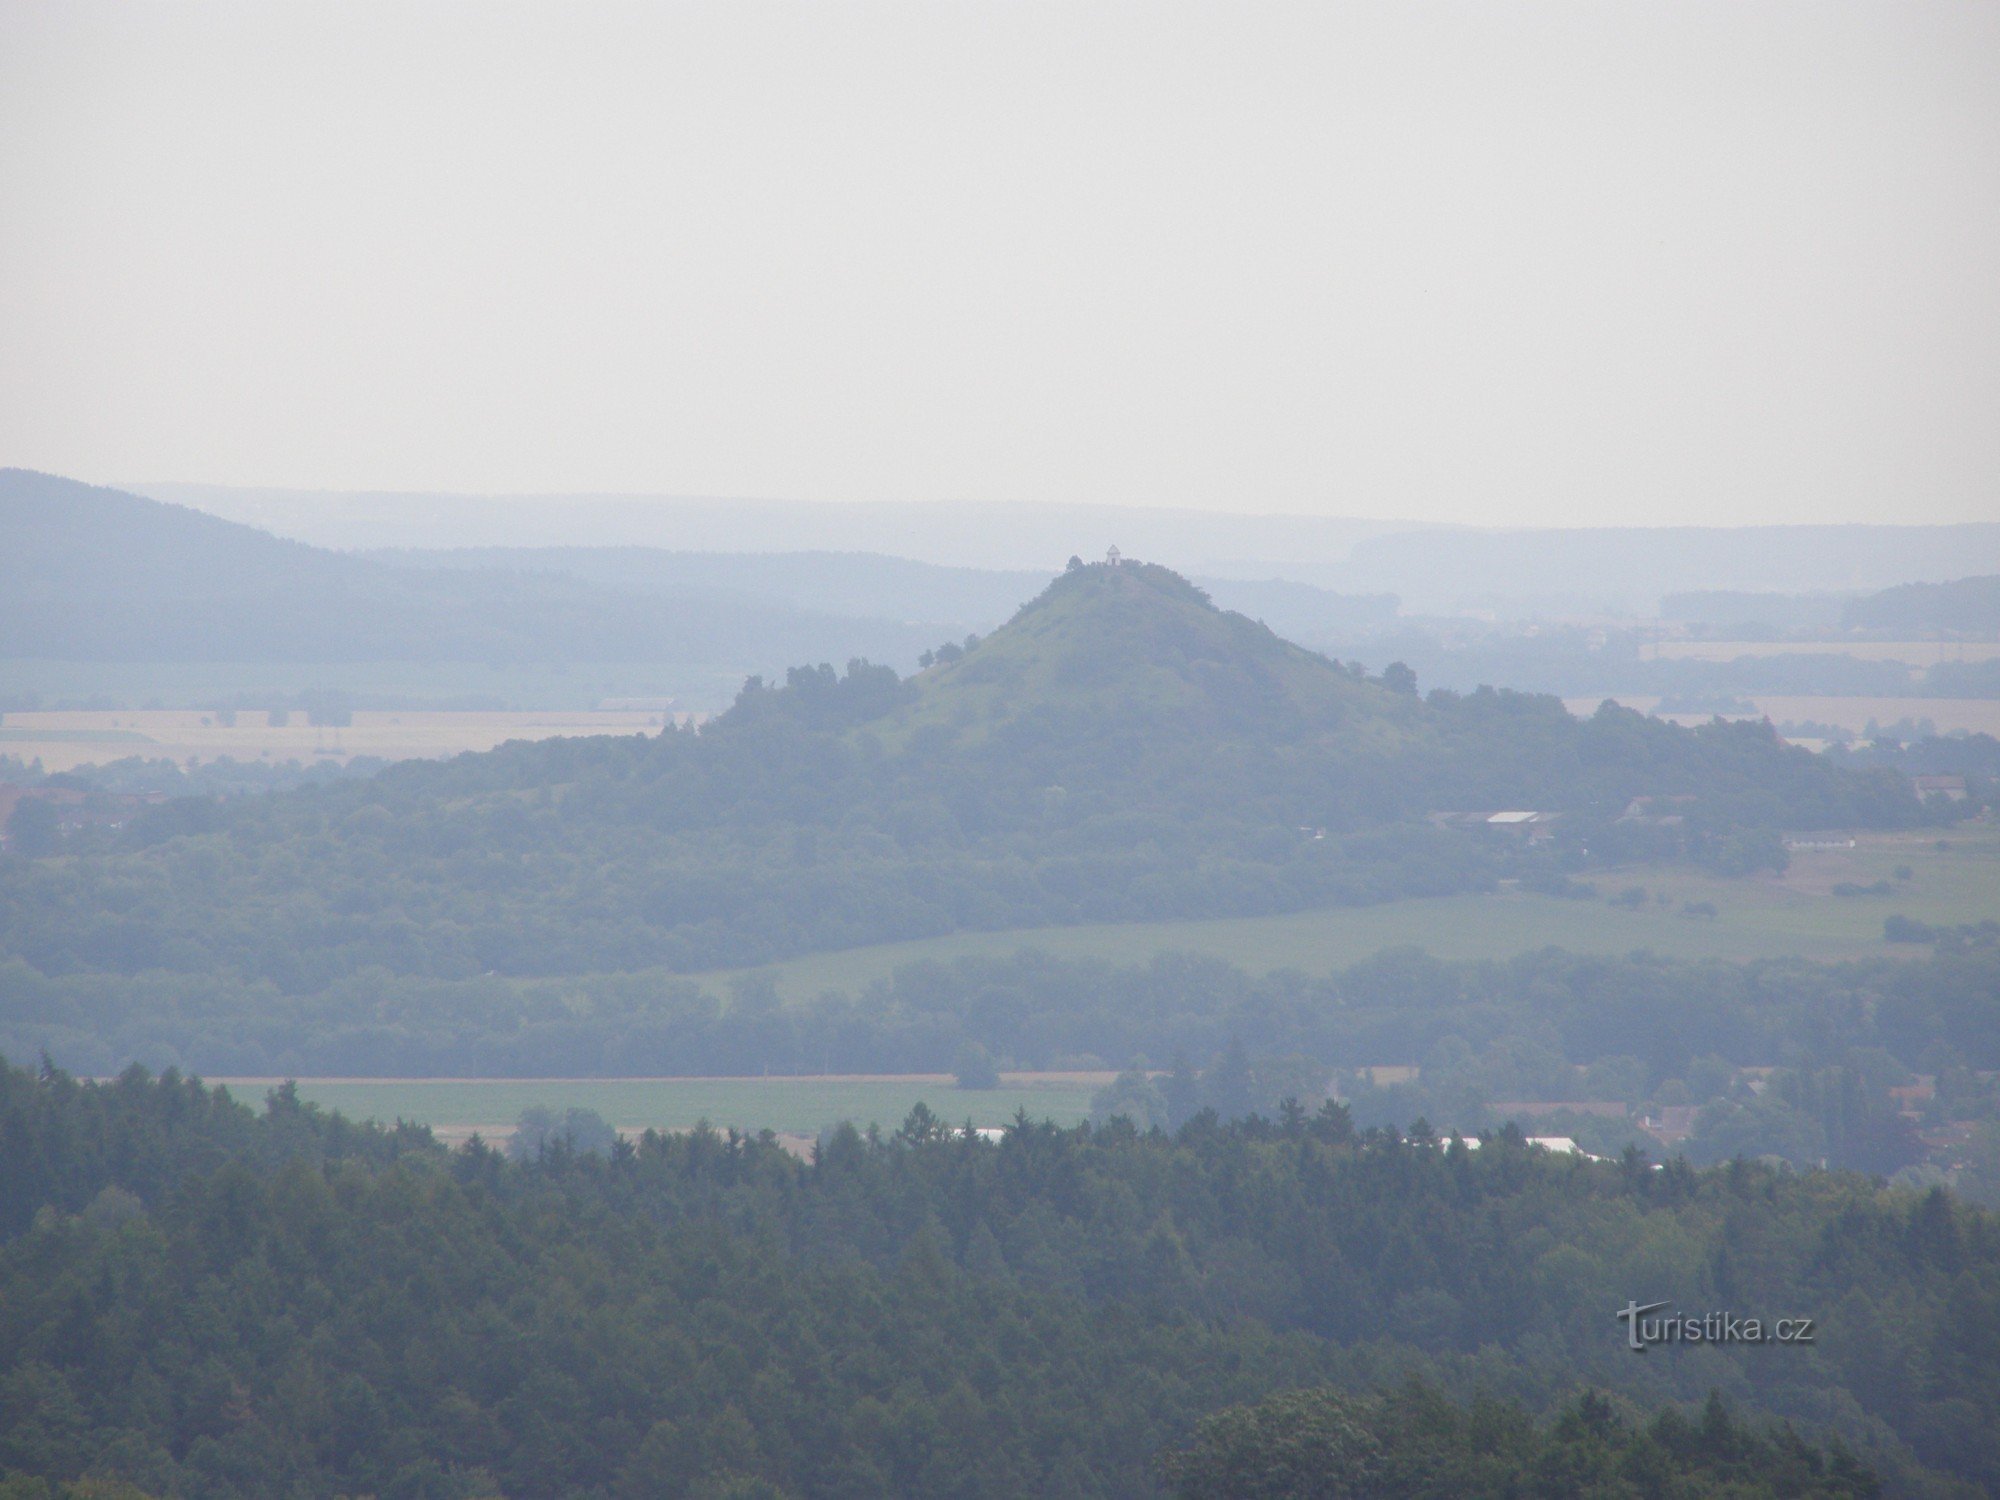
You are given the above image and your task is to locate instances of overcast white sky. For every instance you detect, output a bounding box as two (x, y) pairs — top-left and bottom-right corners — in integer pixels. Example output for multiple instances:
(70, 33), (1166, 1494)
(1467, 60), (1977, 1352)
(2, 1), (1996, 526)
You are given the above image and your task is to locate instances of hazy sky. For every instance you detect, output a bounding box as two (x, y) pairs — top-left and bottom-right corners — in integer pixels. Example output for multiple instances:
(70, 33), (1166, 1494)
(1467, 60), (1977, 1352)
(3, 2), (1996, 527)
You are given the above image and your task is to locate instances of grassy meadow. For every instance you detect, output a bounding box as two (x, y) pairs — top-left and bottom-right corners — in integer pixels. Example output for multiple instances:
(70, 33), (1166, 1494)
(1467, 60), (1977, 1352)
(194, 829), (1996, 1139)
(700, 826), (2000, 1002)
(205, 1074), (1105, 1143)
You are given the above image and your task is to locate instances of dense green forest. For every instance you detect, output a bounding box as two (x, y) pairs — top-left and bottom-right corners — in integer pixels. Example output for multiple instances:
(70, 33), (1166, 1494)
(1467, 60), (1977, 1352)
(6, 1060), (1996, 1497)
(17, 936), (2000, 1191)
(0, 561), (1928, 1000)
(6, 937), (1998, 1181)
(1842, 576), (2000, 636)
(1162, 1383), (1882, 1498)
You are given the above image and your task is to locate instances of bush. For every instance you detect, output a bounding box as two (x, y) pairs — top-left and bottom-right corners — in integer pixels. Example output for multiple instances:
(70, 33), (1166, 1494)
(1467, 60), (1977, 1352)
(507, 1105), (618, 1160)
(954, 1044), (1000, 1090)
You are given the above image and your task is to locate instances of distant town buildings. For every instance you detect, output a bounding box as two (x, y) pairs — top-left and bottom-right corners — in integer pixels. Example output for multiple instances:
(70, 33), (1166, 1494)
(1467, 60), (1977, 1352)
(1426, 809), (1561, 841)
(1617, 794), (1695, 827)
(0, 783), (165, 850)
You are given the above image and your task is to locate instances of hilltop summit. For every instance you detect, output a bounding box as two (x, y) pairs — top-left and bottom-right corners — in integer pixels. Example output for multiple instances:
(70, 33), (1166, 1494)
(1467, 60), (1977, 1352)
(885, 555), (1417, 747)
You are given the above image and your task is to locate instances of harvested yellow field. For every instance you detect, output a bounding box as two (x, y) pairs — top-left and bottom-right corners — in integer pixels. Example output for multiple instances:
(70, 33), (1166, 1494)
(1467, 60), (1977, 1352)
(1565, 696), (2000, 739)
(0, 709), (688, 772)
(1641, 640), (2000, 665)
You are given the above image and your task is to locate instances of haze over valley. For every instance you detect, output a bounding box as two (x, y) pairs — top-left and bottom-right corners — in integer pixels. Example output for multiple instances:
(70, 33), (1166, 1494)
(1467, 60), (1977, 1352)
(5, 2), (1999, 1495)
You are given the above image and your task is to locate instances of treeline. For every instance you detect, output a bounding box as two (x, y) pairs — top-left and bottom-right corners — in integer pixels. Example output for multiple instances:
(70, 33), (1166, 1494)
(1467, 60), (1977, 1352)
(1337, 627), (2000, 702)
(3, 1060), (1994, 1496)
(0, 754), (389, 800)
(8, 940), (1996, 1134)
(1827, 733), (2000, 792)
(1164, 1383), (1881, 1498)
(1843, 576), (2000, 636)
(0, 668), (1930, 993)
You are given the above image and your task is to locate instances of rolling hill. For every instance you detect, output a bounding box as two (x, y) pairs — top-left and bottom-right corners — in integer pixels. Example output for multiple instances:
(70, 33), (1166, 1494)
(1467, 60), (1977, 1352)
(1843, 574), (2000, 636)
(1, 554), (1928, 997)
(0, 551), (1974, 1096)
(887, 559), (1405, 741)
(369, 544), (1403, 651)
(0, 468), (944, 671)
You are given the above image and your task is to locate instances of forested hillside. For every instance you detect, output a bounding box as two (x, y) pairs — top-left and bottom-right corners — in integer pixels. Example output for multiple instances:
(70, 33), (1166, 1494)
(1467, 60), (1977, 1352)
(3, 1060), (1992, 1498)
(1843, 575), (2000, 636)
(1162, 1383), (1882, 1498)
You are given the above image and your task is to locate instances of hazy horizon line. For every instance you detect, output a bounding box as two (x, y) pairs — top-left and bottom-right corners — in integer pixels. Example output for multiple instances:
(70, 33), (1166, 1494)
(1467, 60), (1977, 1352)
(116, 476), (1998, 535)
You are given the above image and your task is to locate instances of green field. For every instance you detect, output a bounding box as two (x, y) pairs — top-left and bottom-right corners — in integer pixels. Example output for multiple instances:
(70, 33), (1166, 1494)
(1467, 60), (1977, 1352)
(700, 826), (2000, 1001)
(208, 1075), (1101, 1139)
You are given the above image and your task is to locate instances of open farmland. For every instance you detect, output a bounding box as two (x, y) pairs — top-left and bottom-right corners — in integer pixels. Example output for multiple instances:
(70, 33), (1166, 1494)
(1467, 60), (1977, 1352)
(0, 657), (749, 715)
(696, 825), (2000, 1001)
(0, 707), (681, 772)
(1565, 695), (2000, 739)
(1640, 640), (2000, 665)
(202, 1073), (1104, 1146)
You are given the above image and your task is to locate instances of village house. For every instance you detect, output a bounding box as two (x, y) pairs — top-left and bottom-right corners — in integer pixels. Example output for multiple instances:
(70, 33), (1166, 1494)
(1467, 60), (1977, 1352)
(1426, 809), (1561, 841)
(1617, 794), (1695, 827)
(1911, 774), (1968, 801)
(1888, 1077), (1937, 1120)
(0, 782), (166, 850)
(1637, 1105), (1700, 1146)
(1490, 1100), (1628, 1121)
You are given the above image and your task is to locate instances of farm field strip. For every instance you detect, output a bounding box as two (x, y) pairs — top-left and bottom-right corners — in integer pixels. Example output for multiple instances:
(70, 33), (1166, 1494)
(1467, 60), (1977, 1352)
(695, 827), (2000, 1001)
(201, 1075), (1103, 1137)
(1641, 640), (2000, 665)
(0, 708), (677, 772)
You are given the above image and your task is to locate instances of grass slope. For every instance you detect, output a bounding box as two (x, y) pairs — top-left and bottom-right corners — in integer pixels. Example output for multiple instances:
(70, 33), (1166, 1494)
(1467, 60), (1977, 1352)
(700, 826), (2000, 1001)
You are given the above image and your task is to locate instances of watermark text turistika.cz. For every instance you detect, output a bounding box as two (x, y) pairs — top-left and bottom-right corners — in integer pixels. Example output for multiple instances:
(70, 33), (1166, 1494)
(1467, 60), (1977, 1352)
(1617, 1300), (1814, 1353)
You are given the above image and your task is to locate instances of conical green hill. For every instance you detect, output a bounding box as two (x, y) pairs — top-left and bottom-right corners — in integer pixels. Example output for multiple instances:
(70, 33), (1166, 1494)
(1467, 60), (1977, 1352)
(882, 556), (1420, 749)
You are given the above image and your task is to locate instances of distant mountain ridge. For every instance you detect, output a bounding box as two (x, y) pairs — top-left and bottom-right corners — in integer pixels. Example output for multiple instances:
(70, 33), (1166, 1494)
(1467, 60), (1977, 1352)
(1327, 524), (2000, 615)
(371, 544), (1403, 654)
(132, 479), (2000, 616)
(4, 472), (1400, 689)
(367, 544), (1051, 629)
(0, 469), (945, 672)
(132, 481), (1411, 574)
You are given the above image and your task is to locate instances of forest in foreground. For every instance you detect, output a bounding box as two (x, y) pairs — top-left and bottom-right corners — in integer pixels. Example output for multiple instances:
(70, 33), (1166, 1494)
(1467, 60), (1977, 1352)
(1, 1060), (1994, 1498)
